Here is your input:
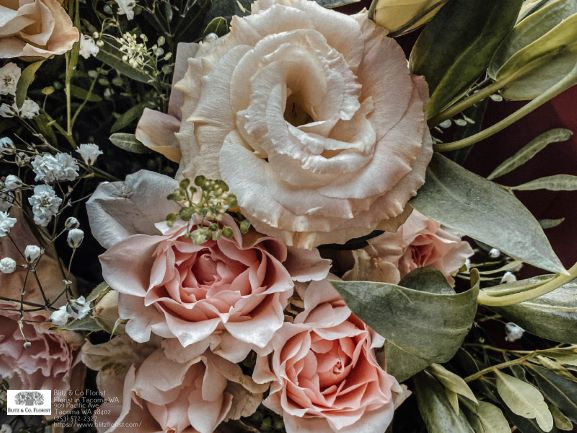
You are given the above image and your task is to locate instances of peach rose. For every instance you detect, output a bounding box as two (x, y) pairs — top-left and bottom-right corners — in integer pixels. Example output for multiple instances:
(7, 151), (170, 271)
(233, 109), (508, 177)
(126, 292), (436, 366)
(0, 302), (85, 411)
(253, 279), (408, 433)
(0, 0), (79, 59)
(83, 336), (266, 433)
(345, 210), (474, 284)
(136, 0), (432, 249)
(88, 171), (330, 362)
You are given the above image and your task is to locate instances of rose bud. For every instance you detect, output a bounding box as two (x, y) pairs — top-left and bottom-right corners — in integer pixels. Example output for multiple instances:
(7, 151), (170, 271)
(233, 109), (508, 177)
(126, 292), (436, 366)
(92, 290), (121, 333)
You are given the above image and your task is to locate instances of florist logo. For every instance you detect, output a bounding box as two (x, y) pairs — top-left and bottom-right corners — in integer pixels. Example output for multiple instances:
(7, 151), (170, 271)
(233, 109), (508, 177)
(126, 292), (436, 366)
(6, 390), (51, 415)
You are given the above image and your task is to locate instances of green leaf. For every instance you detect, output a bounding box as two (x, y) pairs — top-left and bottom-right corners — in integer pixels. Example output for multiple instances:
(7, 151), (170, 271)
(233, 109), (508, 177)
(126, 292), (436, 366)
(331, 268), (478, 382)
(502, 406), (561, 433)
(109, 133), (152, 154)
(203, 17), (229, 37)
(314, 0), (360, 7)
(15, 60), (45, 108)
(399, 267), (455, 295)
(69, 85), (102, 103)
(409, 0), (523, 117)
(489, 0), (577, 100)
(96, 37), (154, 84)
(529, 365), (577, 421)
(86, 282), (111, 303)
(173, 0), (212, 42)
(488, 128), (573, 180)
(62, 316), (104, 332)
(414, 372), (475, 433)
(492, 279), (577, 344)
(495, 371), (554, 431)
(462, 400), (511, 433)
(429, 363), (478, 404)
(111, 102), (150, 133)
(411, 153), (565, 274)
(540, 218), (565, 229)
(511, 174), (577, 191)
(549, 404), (575, 431)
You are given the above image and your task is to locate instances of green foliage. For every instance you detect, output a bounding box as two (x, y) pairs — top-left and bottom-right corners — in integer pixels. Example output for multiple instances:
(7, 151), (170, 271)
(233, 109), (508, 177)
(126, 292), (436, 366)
(410, 0), (523, 117)
(510, 174), (577, 192)
(15, 60), (45, 108)
(109, 132), (152, 154)
(411, 153), (565, 274)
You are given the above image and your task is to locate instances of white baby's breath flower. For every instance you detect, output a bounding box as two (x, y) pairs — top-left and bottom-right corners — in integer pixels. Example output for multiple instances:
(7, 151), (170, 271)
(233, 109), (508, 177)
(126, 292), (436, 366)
(24, 244), (43, 263)
(79, 34), (100, 59)
(28, 184), (62, 226)
(4, 174), (22, 191)
(77, 143), (103, 165)
(19, 99), (40, 119)
(50, 305), (70, 326)
(0, 103), (15, 118)
(67, 228), (84, 248)
(115, 0), (136, 20)
(500, 271), (517, 284)
(0, 63), (21, 96)
(65, 216), (80, 229)
(68, 296), (91, 320)
(0, 136), (15, 154)
(489, 248), (501, 258)
(31, 153), (79, 183)
(0, 423), (13, 433)
(0, 211), (16, 237)
(0, 257), (17, 274)
(505, 322), (525, 342)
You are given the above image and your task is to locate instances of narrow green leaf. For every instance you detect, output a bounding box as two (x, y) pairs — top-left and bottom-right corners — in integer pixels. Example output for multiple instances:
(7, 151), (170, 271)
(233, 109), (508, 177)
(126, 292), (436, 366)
(511, 174), (577, 192)
(203, 17), (229, 37)
(410, 0), (523, 116)
(69, 85), (102, 103)
(314, 0), (360, 7)
(529, 365), (577, 420)
(109, 133), (152, 154)
(414, 372), (475, 433)
(62, 316), (104, 332)
(488, 128), (573, 180)
(549, 404), (575, 431)
(111, 103), (149, 133)
(462, 400), (511, 433)
(495, 371), (554, 431)
(492, 279), (577, 344)
(331, 269), (478, 381)
(429, 363), (478, 404)
(86, 282), (111, 303)
(411, 153), (565, 274)
(15, 60), (45, 108)
(540, 218), (565, 229)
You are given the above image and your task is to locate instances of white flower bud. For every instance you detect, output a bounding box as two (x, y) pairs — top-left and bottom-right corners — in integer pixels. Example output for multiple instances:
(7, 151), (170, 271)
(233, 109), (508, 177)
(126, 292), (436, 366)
(489, 248), (501, 259)
(505, 322), (525, 342)
(65, 216), (80, 229)
(4, 174), (22, 190)
(500, 271), (517, 284)
(67, 228), (84, 248)
(50, 306), (70, 326)
(24, 244), (43, 263)
(0, 257), (16, 274)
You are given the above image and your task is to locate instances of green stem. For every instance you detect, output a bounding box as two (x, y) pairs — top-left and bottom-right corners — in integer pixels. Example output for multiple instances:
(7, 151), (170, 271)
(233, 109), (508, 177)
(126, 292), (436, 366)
(435, 65), (577, 153)
(478, 262), (577, 307)
(464, 354), (534, 383)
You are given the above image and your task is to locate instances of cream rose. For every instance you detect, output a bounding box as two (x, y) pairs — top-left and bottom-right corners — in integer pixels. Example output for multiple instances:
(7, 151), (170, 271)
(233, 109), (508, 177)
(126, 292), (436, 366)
(136, 0), (432, 249)
(0, 0), (79, 59)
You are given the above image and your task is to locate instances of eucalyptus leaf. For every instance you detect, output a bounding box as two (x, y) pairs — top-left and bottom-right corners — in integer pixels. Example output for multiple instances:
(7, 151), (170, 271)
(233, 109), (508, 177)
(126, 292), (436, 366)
(511, 174), (577, 191)
(528, 365), (577, 420)
(492, 279), (577, 344)
(411, 153), (565, 274)
(488, 129), (573, 180)
(462, 400), (511, 433)
(331, 268), (478, 382)
(15, 60), (44, 108)
(410, 0), (522, 117)
(111, 103), (150, 133)
(495, 371), (554, 431)
(549, 405), (574, 431)
(502, 406), (561, 433)
(109, 133), (152, 154)
(429, 363), (478, 403)
(399, 267), (455, 295)
(489, 0), (577, 100)
(414, 372), (475, 433)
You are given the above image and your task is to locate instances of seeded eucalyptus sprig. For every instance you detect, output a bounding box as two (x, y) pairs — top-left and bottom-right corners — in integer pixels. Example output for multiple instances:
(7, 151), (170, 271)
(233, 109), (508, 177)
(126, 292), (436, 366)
(166, 176), (250, 244)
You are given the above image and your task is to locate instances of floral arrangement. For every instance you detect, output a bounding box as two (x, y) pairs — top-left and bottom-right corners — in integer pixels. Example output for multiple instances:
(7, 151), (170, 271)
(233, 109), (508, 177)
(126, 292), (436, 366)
(1, 0), (577, 433)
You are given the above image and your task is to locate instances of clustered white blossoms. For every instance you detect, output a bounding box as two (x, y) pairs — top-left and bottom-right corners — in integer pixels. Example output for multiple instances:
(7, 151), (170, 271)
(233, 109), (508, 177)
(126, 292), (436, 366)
(115, 0), (136, 20)
(77, 143), (103, 165)
(0, 211), (16, 237)
(0, 257), (16, 274)
(0, 63), (20, 96)
(79, 34), (100, 59)
(31, 153), (79, 183)
(0, 63), (40, 120)
(28, 185), (62, 227)
(50, 296), (91, 326)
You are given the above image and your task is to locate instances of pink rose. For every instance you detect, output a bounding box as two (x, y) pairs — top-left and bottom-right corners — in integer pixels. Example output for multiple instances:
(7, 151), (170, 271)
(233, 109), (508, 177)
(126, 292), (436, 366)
(99, 210), (329, 362)
(84, 336), (266, 433)
(345, 210), (474, 284)
(253, 280), (408, 433)
(0, 0), (79, 59)
(136, 0), (432, 249)
(0, 302), (85, 411)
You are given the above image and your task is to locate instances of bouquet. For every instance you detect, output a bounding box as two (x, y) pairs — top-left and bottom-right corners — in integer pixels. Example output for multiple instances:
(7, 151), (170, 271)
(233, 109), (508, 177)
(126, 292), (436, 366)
(1, 0), (577, 432)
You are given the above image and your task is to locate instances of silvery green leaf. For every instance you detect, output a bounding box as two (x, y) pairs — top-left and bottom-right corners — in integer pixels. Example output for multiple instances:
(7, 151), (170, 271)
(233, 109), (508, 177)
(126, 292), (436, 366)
(540, 218), (566, 229)
(411, 153), (565, 274)
(109, 133), (151, 154)
(549, 405), (574, 431)
(86, 170), (178, 249)
(462, 400), (511, 433)
(511, 174), (577, 191)
(429, 363), (478, 404)
(488, 128), (573, 180)
(529, 365), (577, 420)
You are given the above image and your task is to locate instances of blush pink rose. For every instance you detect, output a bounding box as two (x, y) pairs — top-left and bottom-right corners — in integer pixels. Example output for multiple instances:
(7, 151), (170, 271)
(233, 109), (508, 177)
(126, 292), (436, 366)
(84, 336), (266, 433)
(0, 302), (85, 411)
(253, 279), (408, 433)
(0, 0), (79, 59)
(345, 210), (474, 284)
(136, 0), (432, 249)
(99, 214), (330, 362)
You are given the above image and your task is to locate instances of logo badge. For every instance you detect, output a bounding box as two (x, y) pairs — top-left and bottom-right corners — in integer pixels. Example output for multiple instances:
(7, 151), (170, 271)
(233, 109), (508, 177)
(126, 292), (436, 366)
(6, 390), (52, 415)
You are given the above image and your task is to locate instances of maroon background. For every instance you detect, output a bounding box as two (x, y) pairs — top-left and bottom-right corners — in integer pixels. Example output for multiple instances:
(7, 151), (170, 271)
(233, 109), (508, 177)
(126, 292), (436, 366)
(340, 0), (577, 268)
